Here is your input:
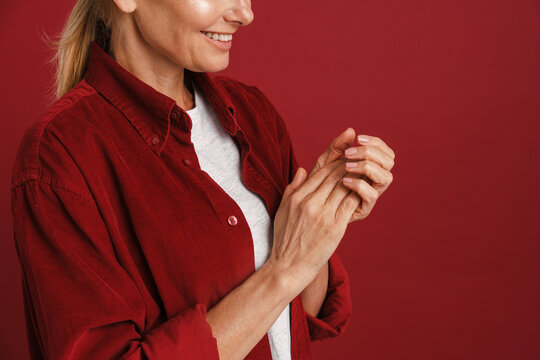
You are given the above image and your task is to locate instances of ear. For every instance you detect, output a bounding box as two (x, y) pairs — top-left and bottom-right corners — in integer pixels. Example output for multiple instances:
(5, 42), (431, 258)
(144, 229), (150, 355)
(112, 0), (137, 14)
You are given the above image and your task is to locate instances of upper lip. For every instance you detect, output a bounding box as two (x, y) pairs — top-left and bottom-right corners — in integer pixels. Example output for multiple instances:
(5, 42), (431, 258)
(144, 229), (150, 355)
(201, 30), (234, 35)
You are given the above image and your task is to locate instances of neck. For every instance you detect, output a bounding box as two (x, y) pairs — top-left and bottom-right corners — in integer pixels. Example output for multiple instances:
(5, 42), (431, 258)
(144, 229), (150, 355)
(108, 24), (195, 111)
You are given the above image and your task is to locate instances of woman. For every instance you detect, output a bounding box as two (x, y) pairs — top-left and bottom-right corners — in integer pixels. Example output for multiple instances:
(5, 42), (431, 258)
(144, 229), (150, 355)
(10, 0), (395, 359)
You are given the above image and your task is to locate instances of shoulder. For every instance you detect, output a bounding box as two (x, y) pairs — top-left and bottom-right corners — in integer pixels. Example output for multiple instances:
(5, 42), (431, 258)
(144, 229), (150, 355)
(11, 80), (103, 196)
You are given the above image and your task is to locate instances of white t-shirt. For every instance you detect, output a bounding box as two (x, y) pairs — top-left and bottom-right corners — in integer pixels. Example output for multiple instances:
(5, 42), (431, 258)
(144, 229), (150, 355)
(185, 77), (292, 360)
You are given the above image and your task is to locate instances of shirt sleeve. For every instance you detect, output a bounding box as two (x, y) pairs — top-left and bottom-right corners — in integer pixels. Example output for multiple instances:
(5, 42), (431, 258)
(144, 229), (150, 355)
(11, 178), (220, 359)
(252, 86), (353, 342)
(303, 252), (352, 342)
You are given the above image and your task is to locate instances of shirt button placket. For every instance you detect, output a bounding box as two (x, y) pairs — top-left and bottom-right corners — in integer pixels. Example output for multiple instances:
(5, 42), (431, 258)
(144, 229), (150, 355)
(227, 215), (238, 226)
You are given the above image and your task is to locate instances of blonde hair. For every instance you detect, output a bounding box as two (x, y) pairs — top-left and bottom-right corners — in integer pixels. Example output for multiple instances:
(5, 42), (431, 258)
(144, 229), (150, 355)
(41, 0), (120, 104)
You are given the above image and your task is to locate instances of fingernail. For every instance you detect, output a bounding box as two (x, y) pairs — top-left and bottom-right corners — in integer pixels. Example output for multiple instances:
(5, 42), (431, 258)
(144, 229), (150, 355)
(358, 135), (370, 143)
(343, 177), (353, 183)
(344, 147), (357, 155)
(345, 162), (357, 168)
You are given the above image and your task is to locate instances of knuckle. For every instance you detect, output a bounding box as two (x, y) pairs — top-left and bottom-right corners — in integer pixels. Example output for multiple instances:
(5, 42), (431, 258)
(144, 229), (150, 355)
(288, 192), (301, 207)
(351, 212), (363, 221)
(359, 161), (369, 174)
(361, 146), (371, 161)
(344, 196), (356, 210)
(329, 142), (341, 156)
(300, 196), (319, 217)
(317, 165), (332, 179)
(314, 155), (326, 170)
(327, 168), (344, 182)
(368, 187), (379, 203)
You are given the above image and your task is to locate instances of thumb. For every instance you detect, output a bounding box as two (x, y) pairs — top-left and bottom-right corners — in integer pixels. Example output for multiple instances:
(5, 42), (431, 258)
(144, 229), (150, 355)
(324, 127), (357, 164)
(283, 167), (307, 200)
(309, 127), (357, 178)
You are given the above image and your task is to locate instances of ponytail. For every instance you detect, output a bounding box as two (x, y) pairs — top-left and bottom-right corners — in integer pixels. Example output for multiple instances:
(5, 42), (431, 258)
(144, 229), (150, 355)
(41, 0), (119, 104)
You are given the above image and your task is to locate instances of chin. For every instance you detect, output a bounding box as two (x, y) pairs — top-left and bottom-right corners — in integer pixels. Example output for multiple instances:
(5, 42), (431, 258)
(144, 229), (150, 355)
(196, 58), (230, 73)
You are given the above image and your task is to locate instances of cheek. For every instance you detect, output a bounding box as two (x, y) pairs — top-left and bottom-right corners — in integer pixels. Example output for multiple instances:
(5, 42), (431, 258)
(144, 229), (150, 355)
(136, 0), (223, 41)
(186, 0), (214, 16)
(134, 3), (190, 53)
(182, 0), (223, 29)
(132, 0), (229, 69)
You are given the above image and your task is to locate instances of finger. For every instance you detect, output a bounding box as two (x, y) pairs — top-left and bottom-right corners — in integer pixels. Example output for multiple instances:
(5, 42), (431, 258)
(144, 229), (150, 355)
(344, 159), (393, 189)
(308, 127), (356, 178)
(324, 167), (364, 212)
(335, 191), (362, 225)
(340, 176), (379, 217)
(309, 160), (353, 205)
(356, 135), (396, 160)
(293, 159), (345, 200)
(281, 167), (308, 202)
(344, 144), (395, 171)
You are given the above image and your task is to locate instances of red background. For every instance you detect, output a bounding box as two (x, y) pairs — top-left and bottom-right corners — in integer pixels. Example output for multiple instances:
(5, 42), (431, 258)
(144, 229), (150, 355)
(2, 1), (539, 359)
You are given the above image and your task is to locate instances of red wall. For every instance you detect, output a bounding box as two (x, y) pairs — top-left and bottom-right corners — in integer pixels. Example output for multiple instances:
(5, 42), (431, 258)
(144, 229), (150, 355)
(2, 1), (539, 359)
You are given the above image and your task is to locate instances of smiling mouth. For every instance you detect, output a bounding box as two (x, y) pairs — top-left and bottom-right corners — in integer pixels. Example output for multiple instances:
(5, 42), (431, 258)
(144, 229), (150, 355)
(200, 31), (233, 42)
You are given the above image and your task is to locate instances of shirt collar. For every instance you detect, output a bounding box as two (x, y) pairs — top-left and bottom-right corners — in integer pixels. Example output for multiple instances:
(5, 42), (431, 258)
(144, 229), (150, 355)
(84, 40), (238, 156)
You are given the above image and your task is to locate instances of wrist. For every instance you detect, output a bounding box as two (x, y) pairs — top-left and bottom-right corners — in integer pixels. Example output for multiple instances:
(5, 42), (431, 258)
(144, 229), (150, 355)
(262, 258), (308, 300)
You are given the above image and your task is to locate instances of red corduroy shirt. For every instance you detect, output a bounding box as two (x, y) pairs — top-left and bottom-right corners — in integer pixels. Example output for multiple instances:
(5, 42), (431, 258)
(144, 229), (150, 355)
(10, 40), (352, 359)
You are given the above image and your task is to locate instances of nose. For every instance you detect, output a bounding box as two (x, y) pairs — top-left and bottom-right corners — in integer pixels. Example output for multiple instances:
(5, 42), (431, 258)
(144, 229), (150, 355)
(224, 0), (254, 27)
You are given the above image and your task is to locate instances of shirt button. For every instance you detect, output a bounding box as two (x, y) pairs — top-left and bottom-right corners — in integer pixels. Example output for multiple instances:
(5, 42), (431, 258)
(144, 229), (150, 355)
(183, 158), (191, 166)
(227, 215), (238, 226)
(171, 111), (178, 120)
(151, 135), (160, 145)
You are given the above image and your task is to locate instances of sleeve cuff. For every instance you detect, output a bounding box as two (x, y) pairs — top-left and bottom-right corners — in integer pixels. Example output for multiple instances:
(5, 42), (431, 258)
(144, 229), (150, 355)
(142, 303), (220, 359)
(304, 252), (352, 342)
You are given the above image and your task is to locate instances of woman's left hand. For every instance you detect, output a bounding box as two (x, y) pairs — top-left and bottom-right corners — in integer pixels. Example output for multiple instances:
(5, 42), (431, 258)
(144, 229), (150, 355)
(307, 128), (395, 224)
(341, 133), (395, 223)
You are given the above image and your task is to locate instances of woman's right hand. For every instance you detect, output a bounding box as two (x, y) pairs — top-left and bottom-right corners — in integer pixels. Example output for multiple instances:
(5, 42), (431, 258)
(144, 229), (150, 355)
(268, 154), (361, 292)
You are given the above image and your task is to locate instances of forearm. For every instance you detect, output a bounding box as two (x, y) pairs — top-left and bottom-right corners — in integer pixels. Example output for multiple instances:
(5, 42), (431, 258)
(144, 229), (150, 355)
(206, 261), (300, 360)
(300, 261), (329, 317)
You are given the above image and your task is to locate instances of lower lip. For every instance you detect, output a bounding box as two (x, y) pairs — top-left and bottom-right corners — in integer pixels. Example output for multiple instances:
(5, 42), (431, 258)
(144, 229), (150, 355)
(201, 32), (232, 50)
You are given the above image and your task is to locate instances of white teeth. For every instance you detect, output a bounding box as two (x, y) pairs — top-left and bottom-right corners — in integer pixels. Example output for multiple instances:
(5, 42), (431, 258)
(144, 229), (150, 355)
(202, 31), (232, 42)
